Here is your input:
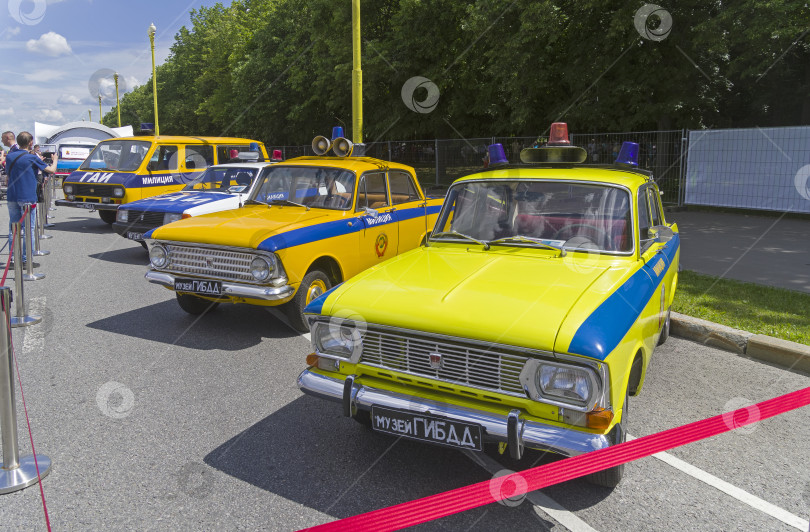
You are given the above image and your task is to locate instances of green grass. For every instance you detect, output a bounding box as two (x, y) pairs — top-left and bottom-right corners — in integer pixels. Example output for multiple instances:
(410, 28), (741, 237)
(673, 271), (810, 345)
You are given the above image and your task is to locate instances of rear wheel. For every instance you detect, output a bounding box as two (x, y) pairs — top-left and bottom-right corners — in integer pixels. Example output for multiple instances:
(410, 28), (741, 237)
(176, 293), (219, 315)
(285, 269), (330, 332)
(586, 386), (628, 488)
(98, 210), (116, 224)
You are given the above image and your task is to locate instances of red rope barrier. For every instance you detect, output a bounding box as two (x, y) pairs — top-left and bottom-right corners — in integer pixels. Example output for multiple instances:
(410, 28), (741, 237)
(303, 387), (810, 531)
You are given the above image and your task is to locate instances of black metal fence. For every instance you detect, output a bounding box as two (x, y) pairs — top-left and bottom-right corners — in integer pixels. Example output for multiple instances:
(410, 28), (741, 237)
(273, 129), (687, 205)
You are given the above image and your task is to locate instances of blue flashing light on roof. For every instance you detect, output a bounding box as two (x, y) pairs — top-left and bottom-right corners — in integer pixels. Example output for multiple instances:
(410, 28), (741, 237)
(615, 141), (639, 167)
(488, 143), (508, 166)
(249, 142), (260, 151)
(331, 126), (345, 141)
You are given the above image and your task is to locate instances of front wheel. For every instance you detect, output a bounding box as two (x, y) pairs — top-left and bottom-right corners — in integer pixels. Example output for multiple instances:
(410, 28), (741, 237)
(98, 210), (116, 224)
(586, 386), (628, 488)
(658, 308), (671, 346)
(285, 270), (330, 333)
(176, 293), (219, 315)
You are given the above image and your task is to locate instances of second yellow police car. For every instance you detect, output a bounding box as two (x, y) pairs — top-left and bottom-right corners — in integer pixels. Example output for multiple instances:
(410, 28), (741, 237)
(145, 130), (443, 331)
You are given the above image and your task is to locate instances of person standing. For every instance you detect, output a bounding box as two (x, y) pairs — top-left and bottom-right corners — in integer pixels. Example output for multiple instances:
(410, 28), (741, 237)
(5, 131), (57, 265)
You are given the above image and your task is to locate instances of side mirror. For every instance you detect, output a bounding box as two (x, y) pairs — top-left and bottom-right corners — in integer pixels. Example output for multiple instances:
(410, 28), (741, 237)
(363, 207), (379, 218)
(648, 225), (674, 243)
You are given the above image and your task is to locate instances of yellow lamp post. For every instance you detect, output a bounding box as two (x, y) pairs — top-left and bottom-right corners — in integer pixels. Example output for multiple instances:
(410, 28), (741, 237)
(148, 23), (159, 136)
(88, 110), (91, 121)
(351, 0), (362, 144)
(98, 94), (103, 125)
(114, 72), (121, 128)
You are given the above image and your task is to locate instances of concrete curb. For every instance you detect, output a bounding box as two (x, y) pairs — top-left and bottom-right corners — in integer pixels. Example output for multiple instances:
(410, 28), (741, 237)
(671, 312), (810, 373)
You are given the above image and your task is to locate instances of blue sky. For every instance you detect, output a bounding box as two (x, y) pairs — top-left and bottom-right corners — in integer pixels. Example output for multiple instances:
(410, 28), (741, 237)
(0, 0), (222, 136)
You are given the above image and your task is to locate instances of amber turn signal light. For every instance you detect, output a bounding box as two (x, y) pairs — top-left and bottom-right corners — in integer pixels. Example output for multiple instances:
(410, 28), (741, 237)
(586, 408), (614, 431)
(305, 353), (319, 367)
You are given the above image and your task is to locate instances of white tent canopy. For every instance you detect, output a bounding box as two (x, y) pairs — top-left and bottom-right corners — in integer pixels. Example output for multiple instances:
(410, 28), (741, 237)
(34, 121), (134, 146)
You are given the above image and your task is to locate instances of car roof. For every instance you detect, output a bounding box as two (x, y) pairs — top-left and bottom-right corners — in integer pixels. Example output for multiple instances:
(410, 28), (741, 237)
(211, 162), (276, 169)
(278, 156), (416, 174)
(456, 165), (651, 189)
(103, 136), (265, 144)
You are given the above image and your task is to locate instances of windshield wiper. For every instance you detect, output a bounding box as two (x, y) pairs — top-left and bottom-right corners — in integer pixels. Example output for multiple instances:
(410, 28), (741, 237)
(270, 199), (309, 210)
(488, 235), (566, 256)
(243, 198), (269, 206)
(431, 230), (490, 249)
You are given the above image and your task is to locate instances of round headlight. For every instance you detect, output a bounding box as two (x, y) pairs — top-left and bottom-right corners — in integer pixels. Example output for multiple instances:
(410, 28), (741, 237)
(250, 256), (271, 281)
(113, 187), (125, 198)
(149, 245), (168, 268)
(64, 184), (74, 194)
(116, 209), (128, 223)
(312, 321), (362, 361)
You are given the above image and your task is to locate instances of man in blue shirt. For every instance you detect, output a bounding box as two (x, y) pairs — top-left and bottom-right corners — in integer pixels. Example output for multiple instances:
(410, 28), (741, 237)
(6, 131), (57, 264)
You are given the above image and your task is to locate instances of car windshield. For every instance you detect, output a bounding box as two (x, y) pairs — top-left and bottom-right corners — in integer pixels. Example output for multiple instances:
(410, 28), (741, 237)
(249, 165), (356, 210)
(432, 180), (633, 253)
(182, 166), (260, 192)
(79, 140), (151, 172)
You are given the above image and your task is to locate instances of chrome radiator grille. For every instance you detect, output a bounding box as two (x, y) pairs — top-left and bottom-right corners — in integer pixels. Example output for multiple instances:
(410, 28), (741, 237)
(360, 328), (531, 397)
(163, 244), (256, 282)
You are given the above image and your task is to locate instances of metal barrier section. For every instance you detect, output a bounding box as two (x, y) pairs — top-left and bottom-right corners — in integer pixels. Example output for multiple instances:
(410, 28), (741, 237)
(685, 126), (810, 213)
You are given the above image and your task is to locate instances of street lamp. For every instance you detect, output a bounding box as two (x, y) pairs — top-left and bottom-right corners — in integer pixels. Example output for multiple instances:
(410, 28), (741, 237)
(88, 110), (91, 121)
(98, 94), (103, 126)
(148, 22), (159, 136)
(114, 72), (121, 128)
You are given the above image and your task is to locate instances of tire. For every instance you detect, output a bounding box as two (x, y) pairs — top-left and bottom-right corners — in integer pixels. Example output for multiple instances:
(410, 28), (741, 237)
(285, 269), (330, 333)
(658, 308), (671, 346)
(176, 293), (219, 315)
(98, 210), (117, 224)
(586, 386), (628, 488)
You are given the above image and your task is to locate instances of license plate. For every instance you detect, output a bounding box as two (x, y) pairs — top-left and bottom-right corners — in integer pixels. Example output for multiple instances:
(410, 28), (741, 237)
(174, 278), (223, 296)
(370, 406), (483, 451)
(127, 232), (144, 241)
(76, 203), (96, 210)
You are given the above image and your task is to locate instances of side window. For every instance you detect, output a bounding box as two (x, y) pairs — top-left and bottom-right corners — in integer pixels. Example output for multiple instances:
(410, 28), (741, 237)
(388, 171), (420, 205)
(647, 188), (663, 227)
(216, 145), (250, 164)
(185, 145), (214, 170)
(637, 187), (653, 251)
(148, 145), (178, 171)
(356, 172), (388, 210)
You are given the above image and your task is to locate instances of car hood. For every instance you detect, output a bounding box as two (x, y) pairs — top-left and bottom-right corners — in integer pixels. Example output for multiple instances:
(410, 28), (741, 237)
(321, 246), (611, 354)
(120, 191), (236, 214)
(149, 206), (333, 248)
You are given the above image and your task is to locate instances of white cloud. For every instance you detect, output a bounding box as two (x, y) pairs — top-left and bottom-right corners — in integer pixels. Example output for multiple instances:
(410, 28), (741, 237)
(57, 94), (82, 105)
(5, 28), (21, 39)
(0, 107), (14, 117)
(26, 32), (72, 57)
(36, 109), (64, 122)
(24, 70), (67, 82)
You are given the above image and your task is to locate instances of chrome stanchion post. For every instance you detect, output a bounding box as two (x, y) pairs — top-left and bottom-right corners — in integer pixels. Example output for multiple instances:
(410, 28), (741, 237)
(48, 176), (57, 211)
(45, 177), (56, 228)
(22, 209), (44, 282)
(10, 222), (41, 328)
(33, 205), (50, 256)
(0, 286), (51, 494)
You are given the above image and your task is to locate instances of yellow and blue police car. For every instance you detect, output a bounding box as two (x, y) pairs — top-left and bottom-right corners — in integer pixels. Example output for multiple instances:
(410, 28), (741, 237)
(56, 136), (268, 224)
(297, 123), (679, 487)
(144, 129), (444, 331)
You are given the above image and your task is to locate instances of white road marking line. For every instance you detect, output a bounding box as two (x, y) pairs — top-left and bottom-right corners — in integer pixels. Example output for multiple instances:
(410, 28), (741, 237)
(22, 296), (45, 353)
(627, 435), (809, 531)
(464, 450), (600, 532)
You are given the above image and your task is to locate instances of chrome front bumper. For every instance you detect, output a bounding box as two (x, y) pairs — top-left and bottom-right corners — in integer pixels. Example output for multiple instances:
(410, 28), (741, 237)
(145, 270), (295, 301)
(297, 369), (612, 458)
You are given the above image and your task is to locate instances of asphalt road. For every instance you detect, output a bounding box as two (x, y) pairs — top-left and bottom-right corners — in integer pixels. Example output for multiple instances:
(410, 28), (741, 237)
(0, 205), (808, 531)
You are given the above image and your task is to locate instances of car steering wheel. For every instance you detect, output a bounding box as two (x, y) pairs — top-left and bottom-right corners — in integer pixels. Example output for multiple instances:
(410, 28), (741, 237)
(552, 223), (611, 249)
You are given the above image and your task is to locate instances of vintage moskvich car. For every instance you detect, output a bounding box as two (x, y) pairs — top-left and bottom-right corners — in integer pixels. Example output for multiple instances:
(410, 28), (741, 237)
(297, 124), (679, 487)
(113, 161), (277, 247)
(56, 136), (268, 224)
(144, 132), (444, 331)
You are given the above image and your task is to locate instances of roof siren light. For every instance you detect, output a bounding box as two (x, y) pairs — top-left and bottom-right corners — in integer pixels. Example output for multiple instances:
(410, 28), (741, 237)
(615, 141), (639, 167)
(331, 126), (344, 140)
(272, 149), (283, 161)
(547, 122), (571, 146)
(488, 143), (508, 166)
